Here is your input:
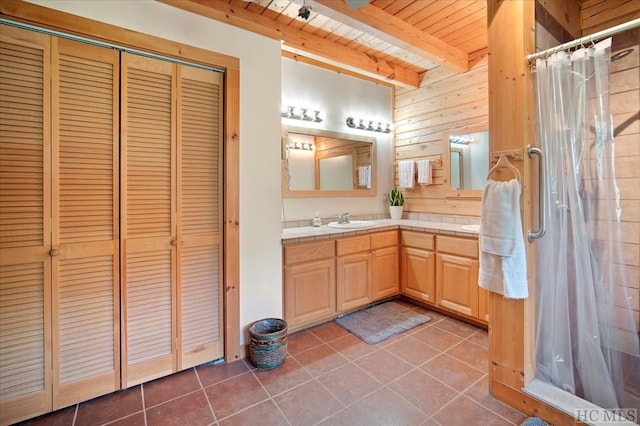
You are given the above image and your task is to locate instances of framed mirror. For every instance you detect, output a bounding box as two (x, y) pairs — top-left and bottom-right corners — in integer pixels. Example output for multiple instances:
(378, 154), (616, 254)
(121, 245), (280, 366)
(443, 124), (489, 198)
(282, 125), (377, 197)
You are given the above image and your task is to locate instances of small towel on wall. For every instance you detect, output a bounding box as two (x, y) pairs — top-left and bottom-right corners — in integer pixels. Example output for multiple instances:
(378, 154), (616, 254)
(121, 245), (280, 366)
(358, 165), (371, 188)
(416, 159), (432, 185)
(478, 179), (528, 299)
(397, 160), (415, 188)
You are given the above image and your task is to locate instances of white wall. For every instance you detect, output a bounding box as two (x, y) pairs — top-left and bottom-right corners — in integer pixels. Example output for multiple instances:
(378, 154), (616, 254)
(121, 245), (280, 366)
(29, 0), (284, 345)
(281, 58), (394, 221)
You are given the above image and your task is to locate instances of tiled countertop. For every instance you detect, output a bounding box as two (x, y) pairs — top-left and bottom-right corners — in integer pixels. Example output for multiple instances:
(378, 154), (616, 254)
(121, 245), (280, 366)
(282, 219), (479, 244)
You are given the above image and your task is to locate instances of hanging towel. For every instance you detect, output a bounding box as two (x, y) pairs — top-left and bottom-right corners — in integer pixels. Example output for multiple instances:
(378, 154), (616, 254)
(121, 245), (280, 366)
(416, 159), (432, 185)
(478, 179), (528, 299)
(397, 160), (415, 188)
(358, 165), (371, 188)
(480, 179), (521, 256)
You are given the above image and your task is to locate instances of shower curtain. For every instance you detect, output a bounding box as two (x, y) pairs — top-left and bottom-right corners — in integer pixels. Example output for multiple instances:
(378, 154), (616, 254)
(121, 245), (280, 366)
(533, 38), (640, 412)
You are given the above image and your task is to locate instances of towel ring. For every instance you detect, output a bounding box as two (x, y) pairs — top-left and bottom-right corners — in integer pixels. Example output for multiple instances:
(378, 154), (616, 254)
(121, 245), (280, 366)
(487, 154), (521, 182)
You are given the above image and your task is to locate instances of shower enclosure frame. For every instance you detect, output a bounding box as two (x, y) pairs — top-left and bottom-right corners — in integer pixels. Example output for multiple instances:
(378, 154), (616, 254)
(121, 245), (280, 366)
(487, 2), (639, 424)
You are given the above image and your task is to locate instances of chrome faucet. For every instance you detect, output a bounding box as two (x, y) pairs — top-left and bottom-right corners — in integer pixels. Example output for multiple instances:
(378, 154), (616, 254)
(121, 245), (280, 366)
(338, 212), (351, 224)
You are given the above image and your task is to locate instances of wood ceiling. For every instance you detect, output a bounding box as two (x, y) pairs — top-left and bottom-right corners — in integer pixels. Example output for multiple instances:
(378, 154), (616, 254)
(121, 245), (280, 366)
(159, 0), (488, 88)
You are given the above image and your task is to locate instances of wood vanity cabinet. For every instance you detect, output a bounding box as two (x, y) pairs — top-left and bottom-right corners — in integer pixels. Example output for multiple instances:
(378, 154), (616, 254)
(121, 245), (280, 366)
(435, 235), (482, 321)
(284, 240), (336, 328)
(371, 231), (399, 300)
(283, 228), (486, 331)
(400, 231), (436, 304)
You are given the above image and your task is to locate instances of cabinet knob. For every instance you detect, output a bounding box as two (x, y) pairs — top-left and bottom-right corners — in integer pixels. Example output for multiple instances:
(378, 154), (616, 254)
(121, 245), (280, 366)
(171, 240), (178, 246)
(49, 249), (59, 257)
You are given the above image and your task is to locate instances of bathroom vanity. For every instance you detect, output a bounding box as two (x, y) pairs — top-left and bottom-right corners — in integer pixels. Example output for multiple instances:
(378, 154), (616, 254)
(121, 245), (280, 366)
(282, 220), (487, 331)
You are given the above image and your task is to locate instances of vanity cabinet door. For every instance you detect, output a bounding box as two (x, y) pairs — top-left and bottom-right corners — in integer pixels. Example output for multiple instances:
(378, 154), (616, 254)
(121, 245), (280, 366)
(435, 235), (484, 323)
(371, 231), (398, 301)
(436, 254), (479, 318)
(336, 235), (371, 312)
(371, 245), (398, 301)
(400, 246), (436, 304)
(336, 252), (371, 311)
(284, 259), (336, 328)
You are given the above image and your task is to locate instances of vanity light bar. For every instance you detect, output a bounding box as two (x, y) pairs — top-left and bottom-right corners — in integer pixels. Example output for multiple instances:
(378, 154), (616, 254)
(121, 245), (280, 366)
(288, 141), (314, 151)
(346, 117), (392, 133)
(450, 135), (473, 145)
(281, 105), (323, 122)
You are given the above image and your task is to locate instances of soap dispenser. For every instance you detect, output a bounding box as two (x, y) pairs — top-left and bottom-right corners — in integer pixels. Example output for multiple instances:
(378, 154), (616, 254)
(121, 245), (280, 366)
(312, 213), (322, 227)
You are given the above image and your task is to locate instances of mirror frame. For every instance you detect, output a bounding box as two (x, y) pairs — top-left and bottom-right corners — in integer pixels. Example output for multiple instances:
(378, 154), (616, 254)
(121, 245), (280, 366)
(282, 125), (377, 198)
(443, 123), (488, 199)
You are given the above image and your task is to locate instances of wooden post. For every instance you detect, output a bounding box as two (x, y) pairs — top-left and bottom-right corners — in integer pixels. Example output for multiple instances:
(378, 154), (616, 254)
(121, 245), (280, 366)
(486, 1), (573, 422)
(487, 0), (535, 387)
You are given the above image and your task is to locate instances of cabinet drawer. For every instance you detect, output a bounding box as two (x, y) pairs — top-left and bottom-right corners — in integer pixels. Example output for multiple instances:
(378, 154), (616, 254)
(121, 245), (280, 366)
(336, 235), (371, 256)
(436, 236), (478, 259)
(284, 240), (335, 265)
(370, 230), (397, 250)
(400, 231), (434, 251)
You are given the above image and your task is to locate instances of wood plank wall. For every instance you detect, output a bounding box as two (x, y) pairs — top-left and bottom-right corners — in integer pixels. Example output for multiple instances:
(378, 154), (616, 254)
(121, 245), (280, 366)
(393, 59), (488, 217)
(582, 0), (640, 339)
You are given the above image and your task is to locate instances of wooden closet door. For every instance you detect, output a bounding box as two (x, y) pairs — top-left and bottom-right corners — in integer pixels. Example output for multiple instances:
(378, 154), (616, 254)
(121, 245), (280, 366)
(51, 38), (120, 408)
(121, 53), (177, 386)
(0, 25), (52, 425)
(177, 66), (224, 368)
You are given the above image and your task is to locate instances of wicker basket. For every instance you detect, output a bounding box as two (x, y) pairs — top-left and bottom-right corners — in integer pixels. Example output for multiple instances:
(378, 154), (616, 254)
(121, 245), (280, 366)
(248, 318), (288, 370)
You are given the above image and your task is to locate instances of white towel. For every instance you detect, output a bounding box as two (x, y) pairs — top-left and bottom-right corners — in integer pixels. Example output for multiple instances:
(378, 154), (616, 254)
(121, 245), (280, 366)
(478, 179), (528, 299)
(397, 160), (414, 188)
(480, 179), (520, 256)
(416, 159), (432, 185)
(358, 165), (371, 188)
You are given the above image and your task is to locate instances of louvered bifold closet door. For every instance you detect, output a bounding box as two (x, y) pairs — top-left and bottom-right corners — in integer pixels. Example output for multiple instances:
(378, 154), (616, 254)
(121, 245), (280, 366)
(121, 53), (177, 387)
(177, 66), (223, 369)
(51, 38), (120, 409)
(0, 26), (52, 425)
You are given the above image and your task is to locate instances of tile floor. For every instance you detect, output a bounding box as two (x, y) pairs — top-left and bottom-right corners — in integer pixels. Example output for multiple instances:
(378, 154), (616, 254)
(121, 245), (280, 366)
(19, 304), (527, 426)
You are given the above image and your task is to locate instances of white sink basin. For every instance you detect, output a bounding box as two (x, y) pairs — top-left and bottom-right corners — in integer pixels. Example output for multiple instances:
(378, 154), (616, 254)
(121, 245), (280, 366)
(461, 224), (481, 232)
(327, 220), (375, 229)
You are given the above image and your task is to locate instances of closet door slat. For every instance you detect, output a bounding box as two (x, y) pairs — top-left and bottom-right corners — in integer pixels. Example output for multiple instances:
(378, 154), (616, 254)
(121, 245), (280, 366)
(121, 53), (176, 387)
(0, 25), (52, 425)
(52, 38), (120, 409)
(178, 67), (223, 368)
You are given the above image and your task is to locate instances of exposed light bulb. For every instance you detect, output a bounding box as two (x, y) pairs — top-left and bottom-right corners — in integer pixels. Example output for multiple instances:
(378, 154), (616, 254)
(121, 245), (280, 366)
(291, 107), (303, 118)
(298, 4), (312, 20)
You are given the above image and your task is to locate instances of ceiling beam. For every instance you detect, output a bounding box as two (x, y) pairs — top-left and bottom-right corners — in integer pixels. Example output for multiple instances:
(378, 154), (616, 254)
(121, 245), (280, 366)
(311, 0), (470, 73)
(157, 0), (422, 88)
(281, 51), (394, 88)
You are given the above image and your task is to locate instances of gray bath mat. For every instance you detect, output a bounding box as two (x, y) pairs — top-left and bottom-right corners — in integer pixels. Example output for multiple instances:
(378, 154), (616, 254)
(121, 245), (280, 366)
(520, 418), (549, 426)
(334, 300), (430, 344)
